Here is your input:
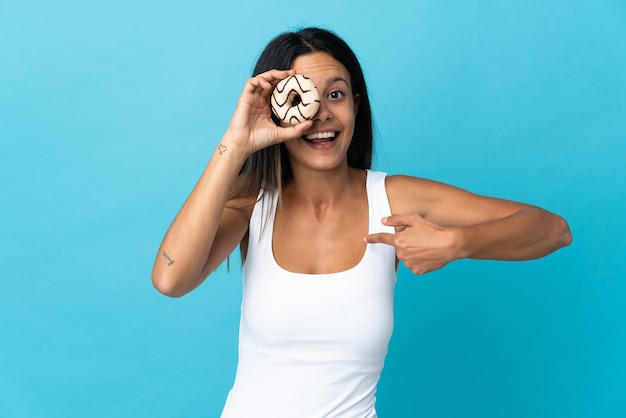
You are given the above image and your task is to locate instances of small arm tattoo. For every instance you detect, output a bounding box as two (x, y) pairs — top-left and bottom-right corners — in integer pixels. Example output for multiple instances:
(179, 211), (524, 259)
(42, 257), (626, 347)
(162, 251), (175, 266)
(218, 144), (227, 155)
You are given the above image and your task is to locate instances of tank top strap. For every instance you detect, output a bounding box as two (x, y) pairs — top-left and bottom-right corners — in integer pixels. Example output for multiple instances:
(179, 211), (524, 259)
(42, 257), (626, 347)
(247, 187), (278, 252)
(365, 170), (395, 235)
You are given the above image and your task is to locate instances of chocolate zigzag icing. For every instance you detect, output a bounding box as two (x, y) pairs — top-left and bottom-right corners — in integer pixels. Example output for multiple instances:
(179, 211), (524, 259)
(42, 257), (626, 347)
(272, 88), (301, 108)
(273, 75), (312, 95)
(271, 75), (321, 123)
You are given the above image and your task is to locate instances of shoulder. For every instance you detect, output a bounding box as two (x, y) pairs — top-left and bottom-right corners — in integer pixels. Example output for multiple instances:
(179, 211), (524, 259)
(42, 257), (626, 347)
(384, 174), (491, 218)
(384, 174), (447, 216)
(225, 192), (259, 223)
(385, 174), (530, 226)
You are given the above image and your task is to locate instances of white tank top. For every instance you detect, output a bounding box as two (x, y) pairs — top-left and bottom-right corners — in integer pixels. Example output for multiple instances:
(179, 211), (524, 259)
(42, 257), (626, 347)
(221, 170), (397, 418)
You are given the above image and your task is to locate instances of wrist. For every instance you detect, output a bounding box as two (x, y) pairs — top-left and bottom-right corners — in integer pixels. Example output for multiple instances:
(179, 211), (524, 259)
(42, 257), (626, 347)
(217, 133), (253, 162)
(450, 227), (470, 260)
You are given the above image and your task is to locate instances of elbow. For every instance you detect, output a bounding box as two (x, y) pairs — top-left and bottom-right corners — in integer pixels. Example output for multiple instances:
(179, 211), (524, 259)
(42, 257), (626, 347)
(553, 213), (573, 249)
(151, 271), (189, 298)
(562, 220), (573, 248)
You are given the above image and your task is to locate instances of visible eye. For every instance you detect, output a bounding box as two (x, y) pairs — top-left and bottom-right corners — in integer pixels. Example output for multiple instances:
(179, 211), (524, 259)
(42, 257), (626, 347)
(328, 90), (345, 100)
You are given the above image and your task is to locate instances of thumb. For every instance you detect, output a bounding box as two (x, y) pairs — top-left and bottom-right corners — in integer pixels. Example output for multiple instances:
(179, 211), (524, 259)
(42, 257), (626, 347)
(381, 214), (419, 228)
(277, 120), (313, 141)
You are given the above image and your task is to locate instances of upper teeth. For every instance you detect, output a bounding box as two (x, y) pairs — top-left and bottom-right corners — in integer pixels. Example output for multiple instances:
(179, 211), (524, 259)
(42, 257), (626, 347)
(305, 132), (336, 140)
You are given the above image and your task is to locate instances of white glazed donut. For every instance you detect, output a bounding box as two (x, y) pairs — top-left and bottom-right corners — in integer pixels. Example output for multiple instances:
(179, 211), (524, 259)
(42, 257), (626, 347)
(270, 75), (321, 125)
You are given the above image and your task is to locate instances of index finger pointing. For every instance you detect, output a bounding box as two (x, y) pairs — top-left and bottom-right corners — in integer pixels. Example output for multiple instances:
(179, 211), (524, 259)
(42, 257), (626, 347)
(364, 232), (396, 245)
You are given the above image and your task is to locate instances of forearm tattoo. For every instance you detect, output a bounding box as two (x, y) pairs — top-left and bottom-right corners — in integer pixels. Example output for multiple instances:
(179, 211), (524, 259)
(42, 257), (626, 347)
(218, 144), (227, 155)
(162, 251), (175, 266)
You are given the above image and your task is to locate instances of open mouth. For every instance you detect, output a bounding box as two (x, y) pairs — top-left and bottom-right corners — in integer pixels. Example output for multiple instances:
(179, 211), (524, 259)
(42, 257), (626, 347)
(302, 131), (338, 145)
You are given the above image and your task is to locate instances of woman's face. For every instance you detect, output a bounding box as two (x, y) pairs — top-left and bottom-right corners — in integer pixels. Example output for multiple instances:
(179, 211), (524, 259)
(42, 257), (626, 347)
(282, 51), (359, 174)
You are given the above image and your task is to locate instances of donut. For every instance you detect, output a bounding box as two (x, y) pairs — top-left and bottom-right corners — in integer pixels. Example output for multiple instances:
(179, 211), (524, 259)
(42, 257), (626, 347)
(270, 75), (321, 125)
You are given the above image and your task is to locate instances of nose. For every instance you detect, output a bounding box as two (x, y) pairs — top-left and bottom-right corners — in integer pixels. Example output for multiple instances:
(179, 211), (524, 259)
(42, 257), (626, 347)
(313, 99), (332, 121)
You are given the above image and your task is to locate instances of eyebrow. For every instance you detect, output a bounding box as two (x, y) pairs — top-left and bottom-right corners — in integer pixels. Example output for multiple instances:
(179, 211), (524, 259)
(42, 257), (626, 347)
(325, 76), (350, 87)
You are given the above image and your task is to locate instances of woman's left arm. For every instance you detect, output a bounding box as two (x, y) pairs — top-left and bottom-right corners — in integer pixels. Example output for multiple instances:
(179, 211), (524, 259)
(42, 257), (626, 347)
(365, 175), (572, 275)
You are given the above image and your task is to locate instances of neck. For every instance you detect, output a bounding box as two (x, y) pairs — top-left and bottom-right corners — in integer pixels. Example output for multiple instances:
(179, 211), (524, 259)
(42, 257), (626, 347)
(283, 164), (365, 207)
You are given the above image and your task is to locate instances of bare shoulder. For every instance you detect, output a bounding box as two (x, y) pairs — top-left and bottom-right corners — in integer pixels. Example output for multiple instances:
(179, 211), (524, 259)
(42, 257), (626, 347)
(385, 174), (459, 215)
(225, 193), (258, 222)
(199, 191), (258, 277)
(216, 192), (259, 250)
(385, 174), (528, 227)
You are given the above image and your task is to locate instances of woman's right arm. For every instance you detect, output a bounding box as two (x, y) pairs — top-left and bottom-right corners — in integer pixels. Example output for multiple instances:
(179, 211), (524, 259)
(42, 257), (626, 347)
(151, 141), (251, 298)
(151, 69), (312, 297)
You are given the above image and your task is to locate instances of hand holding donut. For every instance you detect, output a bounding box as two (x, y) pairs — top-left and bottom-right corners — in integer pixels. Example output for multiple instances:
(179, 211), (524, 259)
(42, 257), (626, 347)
(224, 69), (314, 156)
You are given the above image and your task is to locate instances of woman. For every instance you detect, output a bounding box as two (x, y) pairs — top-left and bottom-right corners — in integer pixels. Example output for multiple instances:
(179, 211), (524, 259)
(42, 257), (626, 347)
(152, 28), (571, 417)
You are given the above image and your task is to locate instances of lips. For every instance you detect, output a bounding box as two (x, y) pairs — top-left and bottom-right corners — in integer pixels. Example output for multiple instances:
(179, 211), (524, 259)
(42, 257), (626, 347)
(302, 131), (337, 145)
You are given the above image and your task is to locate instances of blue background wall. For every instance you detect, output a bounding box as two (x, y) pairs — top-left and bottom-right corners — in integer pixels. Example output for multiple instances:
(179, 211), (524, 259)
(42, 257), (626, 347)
(1, 0), (624, 417)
